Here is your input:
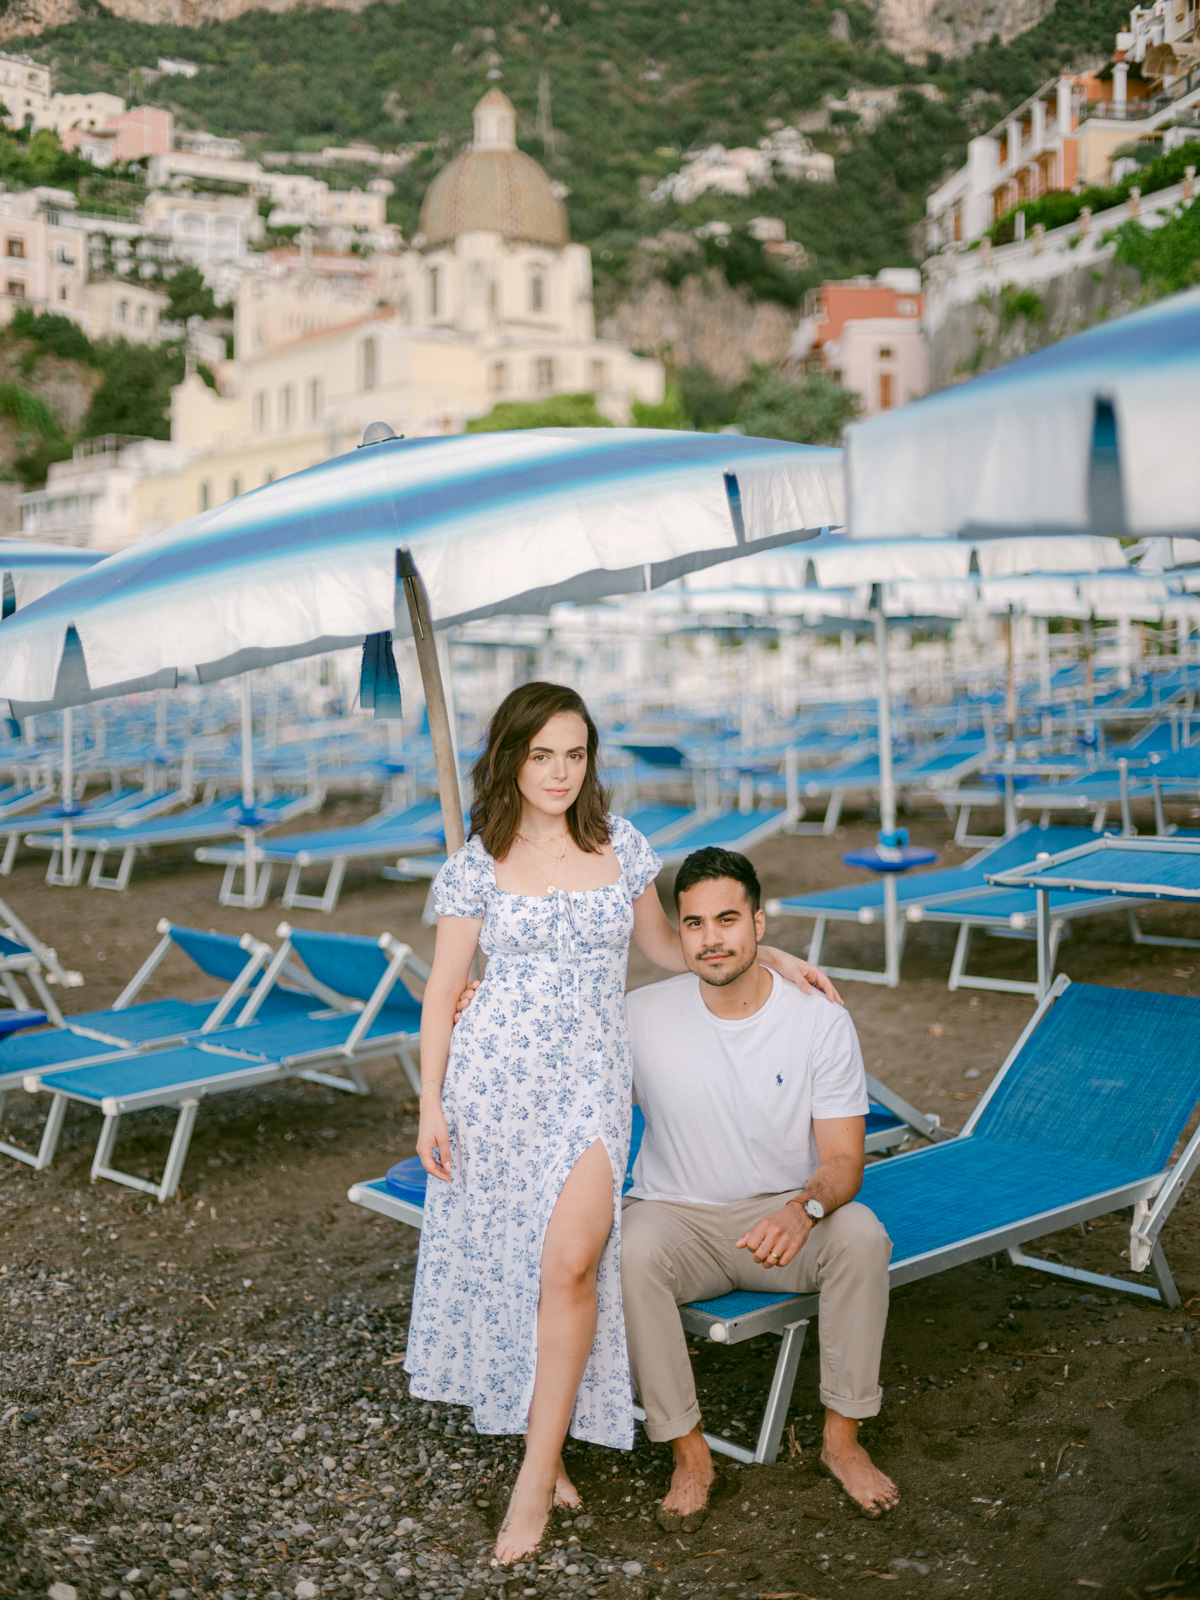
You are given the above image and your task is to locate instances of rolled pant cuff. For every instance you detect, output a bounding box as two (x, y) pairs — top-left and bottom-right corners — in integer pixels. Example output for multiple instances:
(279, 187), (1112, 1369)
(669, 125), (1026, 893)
(820, 1386), (883, 1421)
(640, 1403), (703, 1443)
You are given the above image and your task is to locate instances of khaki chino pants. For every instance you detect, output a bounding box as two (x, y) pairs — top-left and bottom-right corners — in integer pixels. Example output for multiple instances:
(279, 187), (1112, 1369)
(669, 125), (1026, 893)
(621, 1192), (891, 1441)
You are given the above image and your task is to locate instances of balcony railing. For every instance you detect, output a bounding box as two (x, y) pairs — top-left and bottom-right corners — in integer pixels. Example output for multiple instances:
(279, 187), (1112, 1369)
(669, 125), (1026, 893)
(1082, 63), (1200, 121)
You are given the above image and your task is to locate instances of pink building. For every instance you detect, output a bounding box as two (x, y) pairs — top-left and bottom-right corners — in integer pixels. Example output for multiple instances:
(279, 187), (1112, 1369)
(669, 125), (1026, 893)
(62, 105), (173, 167)
(793, 270), (927, 416)
(112, 106), (172, 161)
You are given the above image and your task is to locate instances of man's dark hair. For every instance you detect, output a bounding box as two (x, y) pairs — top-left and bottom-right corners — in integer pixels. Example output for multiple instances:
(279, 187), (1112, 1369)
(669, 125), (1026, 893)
(673, 847), (761, 916)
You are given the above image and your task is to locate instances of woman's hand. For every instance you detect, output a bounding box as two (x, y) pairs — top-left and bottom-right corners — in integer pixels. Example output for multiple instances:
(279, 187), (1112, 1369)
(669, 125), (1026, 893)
(417, 1099), (453, 1182)
(758, 945), (842, 1006)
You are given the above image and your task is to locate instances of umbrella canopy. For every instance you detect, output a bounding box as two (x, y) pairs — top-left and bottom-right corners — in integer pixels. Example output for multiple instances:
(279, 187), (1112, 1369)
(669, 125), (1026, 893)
(0, 429), (842, 715)
(846, 286), (1200, 541)
(0, 540), (105, 615)
(679, 531), (1128, 591)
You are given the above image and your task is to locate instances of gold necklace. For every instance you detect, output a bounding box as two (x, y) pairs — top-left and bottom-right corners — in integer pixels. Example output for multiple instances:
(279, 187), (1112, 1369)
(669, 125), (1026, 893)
(517, 829), (569, 894)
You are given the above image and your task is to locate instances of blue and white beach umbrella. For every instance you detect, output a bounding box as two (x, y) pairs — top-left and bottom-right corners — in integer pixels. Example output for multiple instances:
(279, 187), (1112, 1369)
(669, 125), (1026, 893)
(846, 286), (1200, 541)
(0, 540), (105, 617)
(0, 429), (842, 712)
(0, 428), (842, 871)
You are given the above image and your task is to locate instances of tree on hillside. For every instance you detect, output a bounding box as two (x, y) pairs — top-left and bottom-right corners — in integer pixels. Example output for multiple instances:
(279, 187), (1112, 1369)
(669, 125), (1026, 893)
(163, 265), (224, 323)
(733, 366), (860, 446)
(84, 340), (185, 439)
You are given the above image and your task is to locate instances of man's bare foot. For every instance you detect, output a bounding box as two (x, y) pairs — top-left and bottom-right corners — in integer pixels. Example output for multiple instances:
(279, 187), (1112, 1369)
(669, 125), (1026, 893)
(494, 1472), (554, 1564)
(820, 1413), (899, 1518)
(657, 1428), (716, 1533)
(554, 1457), (582, 1510)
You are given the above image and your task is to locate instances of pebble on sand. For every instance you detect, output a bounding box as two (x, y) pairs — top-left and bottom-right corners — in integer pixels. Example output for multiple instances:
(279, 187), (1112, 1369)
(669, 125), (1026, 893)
(48, 1585), (78, 1600)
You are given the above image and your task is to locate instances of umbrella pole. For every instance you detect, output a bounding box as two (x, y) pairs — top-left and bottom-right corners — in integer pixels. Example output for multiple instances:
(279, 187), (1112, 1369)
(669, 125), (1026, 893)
(239, 675), (258, 907)
(1005, 605), (1017, 762)
(873, 595), (902, 988)
(61, 706), (74, 883)
(399, 552), (466, 859)
(873, 596), (896, 840)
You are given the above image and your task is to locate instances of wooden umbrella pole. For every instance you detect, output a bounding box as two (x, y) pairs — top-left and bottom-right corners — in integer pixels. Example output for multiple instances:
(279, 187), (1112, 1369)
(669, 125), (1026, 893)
(398, 548), (466, 857)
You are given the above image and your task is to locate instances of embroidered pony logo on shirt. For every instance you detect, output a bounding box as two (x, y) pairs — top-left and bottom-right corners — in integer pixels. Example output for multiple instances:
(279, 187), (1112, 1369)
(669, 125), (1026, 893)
(776, 1073), (783, 1085)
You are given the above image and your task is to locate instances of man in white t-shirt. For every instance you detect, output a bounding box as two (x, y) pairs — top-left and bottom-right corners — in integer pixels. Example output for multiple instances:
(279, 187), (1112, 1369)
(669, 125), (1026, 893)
(623, 847), (896, 1531)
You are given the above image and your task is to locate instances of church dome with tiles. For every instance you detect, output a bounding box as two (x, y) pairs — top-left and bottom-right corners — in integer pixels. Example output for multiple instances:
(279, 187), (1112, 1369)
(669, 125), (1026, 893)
(418, 89), (569, 249)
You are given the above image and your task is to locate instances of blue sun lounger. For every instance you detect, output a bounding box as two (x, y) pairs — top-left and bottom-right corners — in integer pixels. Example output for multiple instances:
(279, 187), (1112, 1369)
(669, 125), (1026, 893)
(766, 826), (1098, 987)
(353, 979), (1200, 1465)
(988, 835), (1200, 999)
(41, 792), (320, 895)
(2, 785), (191, 880)
(20, 926), (427, 1201)
(0, 920), (323, 1169)
(904, 871), (1163, 995)
(194, 798), (447, 914)
(654, 806), (795, 868)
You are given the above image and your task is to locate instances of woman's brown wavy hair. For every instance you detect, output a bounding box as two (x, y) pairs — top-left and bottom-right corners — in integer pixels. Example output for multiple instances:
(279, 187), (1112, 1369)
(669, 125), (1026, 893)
(469, 682), (610, 861)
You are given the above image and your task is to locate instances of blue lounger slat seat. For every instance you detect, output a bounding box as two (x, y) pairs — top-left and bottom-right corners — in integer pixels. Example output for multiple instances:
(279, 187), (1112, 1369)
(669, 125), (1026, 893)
(767, 826), (1098, 987)
(194, 799), (448, 914)
(354, 979), (1200, 1465)
(619, 804), (701, 846)
(21, 924), (427, 1201)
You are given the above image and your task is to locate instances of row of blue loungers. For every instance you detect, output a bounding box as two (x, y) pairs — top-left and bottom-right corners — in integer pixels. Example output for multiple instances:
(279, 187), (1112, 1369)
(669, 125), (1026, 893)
(0, 922), (427, 1201)
(0, 916), (937, 1203)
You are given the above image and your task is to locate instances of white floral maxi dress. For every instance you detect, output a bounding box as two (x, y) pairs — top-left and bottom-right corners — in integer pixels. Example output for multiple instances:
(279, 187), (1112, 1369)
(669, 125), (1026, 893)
(404, 816), (661, 1450)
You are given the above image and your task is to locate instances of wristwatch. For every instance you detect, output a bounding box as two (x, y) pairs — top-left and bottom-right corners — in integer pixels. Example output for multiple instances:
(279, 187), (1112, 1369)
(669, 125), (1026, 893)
(789, 1195), (825, 1222)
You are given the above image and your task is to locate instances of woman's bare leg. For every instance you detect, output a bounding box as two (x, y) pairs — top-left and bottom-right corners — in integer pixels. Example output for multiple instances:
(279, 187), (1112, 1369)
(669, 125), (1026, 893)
(494, 1142), (614, 1563)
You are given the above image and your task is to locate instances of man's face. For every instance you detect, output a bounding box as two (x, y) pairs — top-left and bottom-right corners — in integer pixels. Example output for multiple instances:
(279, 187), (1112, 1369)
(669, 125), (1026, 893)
(677, 876), (766, 987)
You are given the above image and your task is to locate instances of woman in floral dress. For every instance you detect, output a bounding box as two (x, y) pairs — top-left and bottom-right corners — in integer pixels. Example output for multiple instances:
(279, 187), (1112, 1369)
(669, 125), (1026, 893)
(404, 682), (834, 1563)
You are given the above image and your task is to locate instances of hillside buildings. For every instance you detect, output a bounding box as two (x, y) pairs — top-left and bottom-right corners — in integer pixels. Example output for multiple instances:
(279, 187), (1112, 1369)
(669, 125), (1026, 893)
(651, 128), (834, 203)
(0, 188), (87, 327)
(927, 0), (1200, 247)
(793, 270), (927, 415)
(14, 88), (663, 551)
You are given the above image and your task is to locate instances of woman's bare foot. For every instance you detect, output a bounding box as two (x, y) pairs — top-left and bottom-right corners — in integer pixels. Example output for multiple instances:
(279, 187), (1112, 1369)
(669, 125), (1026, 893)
(554, 1458), (582, 1510)
(657, 1427), (716, 1533)
(821, 1412), (899, 1518)
(494, 1472), (554, 1565)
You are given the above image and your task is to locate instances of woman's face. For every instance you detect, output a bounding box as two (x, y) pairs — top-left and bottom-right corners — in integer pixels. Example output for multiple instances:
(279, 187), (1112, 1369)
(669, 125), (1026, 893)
(516, 712), (589, 821)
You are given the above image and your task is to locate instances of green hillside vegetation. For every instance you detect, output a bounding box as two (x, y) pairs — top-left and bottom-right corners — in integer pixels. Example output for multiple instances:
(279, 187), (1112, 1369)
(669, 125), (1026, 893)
(0, 311), (215, 489)
(13, 0), (1133, 293)
(1115, 199), (1200, 294)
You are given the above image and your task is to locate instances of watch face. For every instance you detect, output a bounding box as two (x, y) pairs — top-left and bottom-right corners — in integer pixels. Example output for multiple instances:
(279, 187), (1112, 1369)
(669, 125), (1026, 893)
(804, 1198), (825, 1221)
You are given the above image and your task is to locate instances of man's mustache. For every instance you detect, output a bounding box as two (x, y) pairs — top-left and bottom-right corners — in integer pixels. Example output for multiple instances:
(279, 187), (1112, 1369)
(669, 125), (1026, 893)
(699, 947), (736, 958)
